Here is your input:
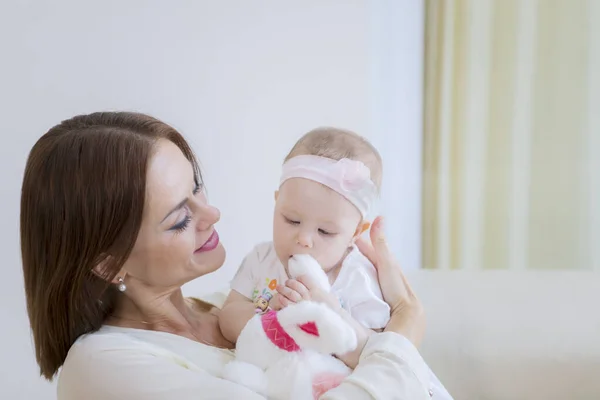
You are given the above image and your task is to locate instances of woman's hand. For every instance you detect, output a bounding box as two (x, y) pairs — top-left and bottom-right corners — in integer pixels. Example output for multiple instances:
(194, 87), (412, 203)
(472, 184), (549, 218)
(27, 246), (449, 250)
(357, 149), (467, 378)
(355, 216), (426, 347)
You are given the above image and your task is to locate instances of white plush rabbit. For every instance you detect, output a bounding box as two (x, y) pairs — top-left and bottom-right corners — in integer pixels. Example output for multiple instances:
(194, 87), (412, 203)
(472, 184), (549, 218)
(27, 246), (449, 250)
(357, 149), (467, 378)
(222, 254), (356, 400)
(287, 253), (332, 292)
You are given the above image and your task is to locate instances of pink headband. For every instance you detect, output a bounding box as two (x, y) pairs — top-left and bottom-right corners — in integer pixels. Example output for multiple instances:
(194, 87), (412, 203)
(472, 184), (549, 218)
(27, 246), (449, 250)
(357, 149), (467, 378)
(280, 155), (378, 219)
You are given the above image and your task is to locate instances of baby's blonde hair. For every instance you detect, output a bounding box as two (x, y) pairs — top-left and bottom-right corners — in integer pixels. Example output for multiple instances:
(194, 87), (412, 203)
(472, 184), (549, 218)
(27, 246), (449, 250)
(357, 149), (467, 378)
(284, 127), (383, 190)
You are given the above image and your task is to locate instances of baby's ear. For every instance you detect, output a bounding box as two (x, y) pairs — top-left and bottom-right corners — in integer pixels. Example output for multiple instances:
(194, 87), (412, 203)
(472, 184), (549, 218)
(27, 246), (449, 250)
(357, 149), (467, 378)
(274, 190), (279, 202)
(351, 221), (371, 244)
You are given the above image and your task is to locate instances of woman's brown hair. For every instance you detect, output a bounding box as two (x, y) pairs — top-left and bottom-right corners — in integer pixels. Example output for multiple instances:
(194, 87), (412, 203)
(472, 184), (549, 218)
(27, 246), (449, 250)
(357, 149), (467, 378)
(20, 112), (200, 380)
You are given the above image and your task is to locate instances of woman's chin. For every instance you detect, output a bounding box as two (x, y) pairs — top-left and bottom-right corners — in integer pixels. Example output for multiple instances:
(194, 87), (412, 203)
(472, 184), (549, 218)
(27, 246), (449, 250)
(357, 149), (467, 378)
(192, 242), (226, 276)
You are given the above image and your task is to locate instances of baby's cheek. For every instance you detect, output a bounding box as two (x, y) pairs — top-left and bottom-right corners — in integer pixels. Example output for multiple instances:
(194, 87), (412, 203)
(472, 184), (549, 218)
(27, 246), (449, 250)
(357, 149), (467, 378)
(319, 240), (349, 270)
(319, 248), (344, 272)
(273, 239), (288, 262)
(273, 225), (291, 249)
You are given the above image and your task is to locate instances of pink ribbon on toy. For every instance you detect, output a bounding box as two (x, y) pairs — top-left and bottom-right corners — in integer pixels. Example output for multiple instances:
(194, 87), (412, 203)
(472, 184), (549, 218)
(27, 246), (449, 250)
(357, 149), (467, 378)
(261, 310), (321, 352)
(261, 310), (301, 352)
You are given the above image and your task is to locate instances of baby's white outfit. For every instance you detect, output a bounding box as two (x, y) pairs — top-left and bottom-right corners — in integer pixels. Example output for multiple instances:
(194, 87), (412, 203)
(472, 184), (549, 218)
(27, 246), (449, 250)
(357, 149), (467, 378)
(230, 241), (390, 330)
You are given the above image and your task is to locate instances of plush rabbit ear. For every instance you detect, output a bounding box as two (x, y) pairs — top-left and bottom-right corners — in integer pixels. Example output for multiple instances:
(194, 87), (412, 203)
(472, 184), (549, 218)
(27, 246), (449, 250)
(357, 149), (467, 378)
(277, 302), (357, 355)
(288, 254), (331, 292)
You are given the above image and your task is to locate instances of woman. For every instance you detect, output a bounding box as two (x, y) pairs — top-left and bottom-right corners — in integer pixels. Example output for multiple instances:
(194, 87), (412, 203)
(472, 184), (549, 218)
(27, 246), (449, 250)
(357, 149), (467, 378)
(21, 112), (432, 399)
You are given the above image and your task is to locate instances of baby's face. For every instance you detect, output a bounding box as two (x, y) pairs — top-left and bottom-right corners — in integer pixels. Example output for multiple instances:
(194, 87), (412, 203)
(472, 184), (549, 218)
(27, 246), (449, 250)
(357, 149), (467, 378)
(273, 178), (362, 273)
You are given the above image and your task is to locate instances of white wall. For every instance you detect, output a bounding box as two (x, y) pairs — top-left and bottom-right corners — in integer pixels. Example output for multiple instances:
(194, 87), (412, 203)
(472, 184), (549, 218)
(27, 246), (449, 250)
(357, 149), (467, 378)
(0, 1), (423, 398)
(369, 0), (424, 271)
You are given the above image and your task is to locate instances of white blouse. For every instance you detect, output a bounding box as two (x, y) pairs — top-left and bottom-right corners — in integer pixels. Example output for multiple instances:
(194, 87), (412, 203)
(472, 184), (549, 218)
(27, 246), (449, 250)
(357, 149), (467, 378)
(57, 325), (435, 399)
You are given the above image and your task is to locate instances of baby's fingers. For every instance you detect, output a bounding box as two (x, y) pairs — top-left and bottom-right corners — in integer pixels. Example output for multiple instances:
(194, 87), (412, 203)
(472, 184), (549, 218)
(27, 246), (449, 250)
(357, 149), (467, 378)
(270, 293), (283, 310)
(276, 284), (303, 303)
(278, 295), (292, 308)
(285, 279), (311, 300)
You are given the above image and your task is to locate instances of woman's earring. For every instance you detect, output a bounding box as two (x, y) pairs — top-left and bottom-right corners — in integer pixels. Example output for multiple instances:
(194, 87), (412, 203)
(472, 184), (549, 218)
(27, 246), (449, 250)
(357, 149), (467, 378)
(117, 277), (127, 292)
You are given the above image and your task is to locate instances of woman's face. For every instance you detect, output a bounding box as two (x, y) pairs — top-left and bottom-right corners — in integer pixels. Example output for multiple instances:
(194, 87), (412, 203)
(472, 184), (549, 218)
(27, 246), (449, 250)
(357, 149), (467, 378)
(121, 139), (225, 290)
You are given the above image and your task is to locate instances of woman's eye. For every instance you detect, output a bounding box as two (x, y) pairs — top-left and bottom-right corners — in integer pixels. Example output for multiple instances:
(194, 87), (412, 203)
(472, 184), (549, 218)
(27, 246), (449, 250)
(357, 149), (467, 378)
(170, 215), (192, 233)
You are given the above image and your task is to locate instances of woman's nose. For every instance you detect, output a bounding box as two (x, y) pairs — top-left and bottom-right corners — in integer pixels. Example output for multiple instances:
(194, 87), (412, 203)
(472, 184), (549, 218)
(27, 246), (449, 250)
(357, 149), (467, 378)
(195, 202), (220, 231)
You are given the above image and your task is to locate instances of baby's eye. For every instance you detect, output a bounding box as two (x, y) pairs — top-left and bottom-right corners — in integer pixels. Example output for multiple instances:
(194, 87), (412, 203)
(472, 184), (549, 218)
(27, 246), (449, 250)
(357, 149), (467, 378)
(284, 217), (300, 225)
(318, 228), (333, 236)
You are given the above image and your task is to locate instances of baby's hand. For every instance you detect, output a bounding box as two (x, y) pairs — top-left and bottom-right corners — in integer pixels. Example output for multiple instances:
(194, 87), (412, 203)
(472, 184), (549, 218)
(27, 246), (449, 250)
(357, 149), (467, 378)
(276, 276), (341, 312)
(269, 293), (284, 311)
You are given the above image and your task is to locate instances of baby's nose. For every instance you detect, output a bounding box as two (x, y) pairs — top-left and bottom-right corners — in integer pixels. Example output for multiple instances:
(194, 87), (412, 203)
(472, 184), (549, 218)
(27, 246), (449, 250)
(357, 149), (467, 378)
(296, 232), (313, 248)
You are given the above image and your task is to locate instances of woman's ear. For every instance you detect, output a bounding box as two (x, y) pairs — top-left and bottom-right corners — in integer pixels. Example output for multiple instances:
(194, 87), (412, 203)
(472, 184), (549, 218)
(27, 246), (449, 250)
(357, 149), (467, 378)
(92, 255), (125, 284)
(351, 221), (371, 245)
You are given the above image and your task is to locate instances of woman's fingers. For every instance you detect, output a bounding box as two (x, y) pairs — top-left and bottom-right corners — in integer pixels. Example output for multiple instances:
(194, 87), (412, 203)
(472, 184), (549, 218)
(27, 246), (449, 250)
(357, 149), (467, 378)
(358, 217), (408, 307)
(355, 235), (377, 267)
(356, 215), (426, 346)
(369, 217), (393, 267)
(355, 216), (392, 269)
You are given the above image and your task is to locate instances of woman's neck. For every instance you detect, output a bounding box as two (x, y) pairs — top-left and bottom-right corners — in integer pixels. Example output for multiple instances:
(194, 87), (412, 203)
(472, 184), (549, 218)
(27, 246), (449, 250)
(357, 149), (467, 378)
(106, 286), (234, 349)
(108, 289), (198, 337)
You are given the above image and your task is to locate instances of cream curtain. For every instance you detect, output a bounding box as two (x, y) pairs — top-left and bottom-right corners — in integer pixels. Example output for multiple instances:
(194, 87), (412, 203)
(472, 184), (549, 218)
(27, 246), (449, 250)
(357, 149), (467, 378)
(422, 0), (599, 270)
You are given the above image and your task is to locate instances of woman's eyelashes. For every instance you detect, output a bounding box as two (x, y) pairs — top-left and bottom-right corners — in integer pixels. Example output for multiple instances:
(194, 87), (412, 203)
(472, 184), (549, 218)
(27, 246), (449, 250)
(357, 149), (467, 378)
(170, 182), (203, 233)
(170, 215), (192, 233)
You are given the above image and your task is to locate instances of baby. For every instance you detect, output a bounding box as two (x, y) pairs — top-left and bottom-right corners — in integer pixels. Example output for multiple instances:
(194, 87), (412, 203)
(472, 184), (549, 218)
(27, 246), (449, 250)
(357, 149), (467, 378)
(220, 127), (390, 350)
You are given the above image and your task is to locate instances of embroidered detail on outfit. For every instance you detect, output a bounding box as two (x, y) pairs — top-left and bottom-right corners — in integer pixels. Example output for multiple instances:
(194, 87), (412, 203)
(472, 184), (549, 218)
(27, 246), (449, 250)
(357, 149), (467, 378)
(268, 278), (278, 290)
